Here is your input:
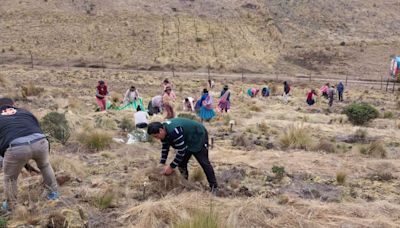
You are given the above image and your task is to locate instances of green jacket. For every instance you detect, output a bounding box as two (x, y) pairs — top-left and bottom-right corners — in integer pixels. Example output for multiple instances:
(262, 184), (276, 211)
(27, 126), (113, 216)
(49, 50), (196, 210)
(163, 118), (206, 153)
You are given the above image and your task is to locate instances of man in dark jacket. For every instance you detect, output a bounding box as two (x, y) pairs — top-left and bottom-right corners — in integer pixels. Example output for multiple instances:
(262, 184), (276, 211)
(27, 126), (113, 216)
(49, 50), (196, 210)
(147, 118), (218, 193)
(336, 82), (344, 102)
(0, 98), (59, 210)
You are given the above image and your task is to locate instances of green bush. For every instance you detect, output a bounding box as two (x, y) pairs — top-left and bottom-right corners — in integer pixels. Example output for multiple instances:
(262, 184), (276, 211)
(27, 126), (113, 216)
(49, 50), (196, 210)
(272, 166), (285, 180)
(41, 112), (70, 144)
(0, 218), (6, 228)
(342, 103), (379, 125)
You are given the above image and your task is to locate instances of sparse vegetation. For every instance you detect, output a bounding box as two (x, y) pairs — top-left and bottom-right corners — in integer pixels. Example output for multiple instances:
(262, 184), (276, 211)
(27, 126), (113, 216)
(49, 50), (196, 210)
(315, 140), (336, 153)
(343, 103), (379, 125)
(78, 129), (113, 151)
(359, 141), (387, 158)
(21, 82), (44, 98)
(177, 113), (199, 121)
(383, 111), (394, 119)
(279, 125), (312, 150)
(336, 171), (347, 185)
(174, 211), (220, 228)
(41, 112), (71, 144)
(119, 117), (135, 132)
(190, 166), (205, 182)
(272, 165), (285, 180)
(96, 189), (115, 210)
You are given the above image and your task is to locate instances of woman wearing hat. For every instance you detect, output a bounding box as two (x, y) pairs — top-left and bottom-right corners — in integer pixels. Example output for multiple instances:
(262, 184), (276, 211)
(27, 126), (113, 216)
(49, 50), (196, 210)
(196, 88), (215, 122)
(162, 86), (176, 119)
(218, 85), (231, 113)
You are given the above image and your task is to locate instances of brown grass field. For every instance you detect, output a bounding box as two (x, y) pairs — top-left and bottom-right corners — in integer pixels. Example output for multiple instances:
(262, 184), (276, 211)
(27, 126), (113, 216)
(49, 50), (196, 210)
(1, 0), (400, 227)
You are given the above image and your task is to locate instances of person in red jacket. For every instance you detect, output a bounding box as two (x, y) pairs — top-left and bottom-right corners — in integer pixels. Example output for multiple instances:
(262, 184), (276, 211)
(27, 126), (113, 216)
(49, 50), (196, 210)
(96, 80), (109, 111)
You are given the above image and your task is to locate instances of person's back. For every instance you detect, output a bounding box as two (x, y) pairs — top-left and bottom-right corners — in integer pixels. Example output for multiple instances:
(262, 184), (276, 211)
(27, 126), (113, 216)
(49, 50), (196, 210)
(135, 111), (149, 126)
(163, 118), (206, 152)
(0, 108), (43, 154)
(328, 87), (335, 98)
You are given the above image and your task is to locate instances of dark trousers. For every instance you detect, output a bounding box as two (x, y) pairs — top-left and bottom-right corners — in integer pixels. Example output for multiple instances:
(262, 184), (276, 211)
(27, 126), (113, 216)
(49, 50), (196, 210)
(178, 133), (218, 189)
(338, 92), (343, 101)
(328, 97), (334, 107)
(136, 123), (148, 129)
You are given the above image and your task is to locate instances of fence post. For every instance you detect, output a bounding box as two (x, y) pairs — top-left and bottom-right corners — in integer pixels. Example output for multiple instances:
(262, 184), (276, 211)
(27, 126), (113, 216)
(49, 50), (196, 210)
(241, 70), (244, 82)
(345, 75), (348, 86)
(211, 137), (214, 149)
(392, 80), (396, 93)
(309, 73), (312, 82)
(30, 51), (34, 69)
(101, 58), (105, 72)
(380, 76), (383, 90)
(386, 79), (389, 91)
(172, 65), (175, 77)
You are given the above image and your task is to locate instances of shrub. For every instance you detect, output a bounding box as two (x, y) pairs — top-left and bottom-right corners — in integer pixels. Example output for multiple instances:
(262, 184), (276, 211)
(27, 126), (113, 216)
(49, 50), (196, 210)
(359, 141), (387, 158)
(174, 211), (220, 228)
(0, 218), (6, 228)
(119, 117), (134, 132)
(279, 125), (312, 150)
(41, 112), (70, 144)
(342, 103), (379, 125)
(21, 82), (44, 98)
(336, 171), (347, 185)
(272, 165), (285, 180)
(78, 130), (112, 151)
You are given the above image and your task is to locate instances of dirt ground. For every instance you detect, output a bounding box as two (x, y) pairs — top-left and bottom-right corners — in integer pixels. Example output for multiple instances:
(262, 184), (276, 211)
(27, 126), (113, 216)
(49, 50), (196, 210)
(0, 65), (399, 227)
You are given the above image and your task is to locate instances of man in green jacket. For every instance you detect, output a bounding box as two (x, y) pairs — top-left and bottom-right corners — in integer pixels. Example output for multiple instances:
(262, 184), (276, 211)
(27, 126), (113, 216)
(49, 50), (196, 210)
(147, 118), (218, 192)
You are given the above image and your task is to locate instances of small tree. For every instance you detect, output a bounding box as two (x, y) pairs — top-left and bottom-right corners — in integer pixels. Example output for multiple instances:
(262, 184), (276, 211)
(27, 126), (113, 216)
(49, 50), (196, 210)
(342, 103), (379, 125)
(41, 112), (70, 144)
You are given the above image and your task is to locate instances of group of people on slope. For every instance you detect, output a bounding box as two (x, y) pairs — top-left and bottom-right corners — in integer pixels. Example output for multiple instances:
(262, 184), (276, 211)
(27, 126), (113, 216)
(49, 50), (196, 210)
(247, 81), (290, 103)
(307, 82), (345, 107)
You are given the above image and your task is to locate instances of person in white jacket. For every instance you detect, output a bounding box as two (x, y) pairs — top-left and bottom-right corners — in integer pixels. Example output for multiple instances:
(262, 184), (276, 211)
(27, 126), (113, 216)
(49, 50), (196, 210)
(134, 106), (149, 128)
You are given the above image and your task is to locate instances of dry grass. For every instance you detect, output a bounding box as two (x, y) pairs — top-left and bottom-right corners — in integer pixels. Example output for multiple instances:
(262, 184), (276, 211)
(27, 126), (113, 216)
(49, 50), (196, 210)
(279, 124), (313, 150)
(314, 140), (336, 153)
(174, 211), (220, 228)
(359, 141), (387, 158)
(21, 82), (44, 98)
(78, 130), (113, 151)
(336, 171), (347, 185)
(50, 154), (87, 177)
(190, 166), (205, 183)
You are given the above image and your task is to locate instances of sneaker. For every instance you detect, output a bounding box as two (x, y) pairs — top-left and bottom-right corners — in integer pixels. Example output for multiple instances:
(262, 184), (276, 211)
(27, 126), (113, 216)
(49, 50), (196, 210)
(47, 191), (59, 200)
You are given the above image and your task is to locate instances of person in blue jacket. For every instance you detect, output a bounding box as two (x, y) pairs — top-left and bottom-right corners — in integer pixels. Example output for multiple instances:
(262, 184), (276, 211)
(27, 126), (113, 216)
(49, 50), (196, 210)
(336, 82), (344, 102)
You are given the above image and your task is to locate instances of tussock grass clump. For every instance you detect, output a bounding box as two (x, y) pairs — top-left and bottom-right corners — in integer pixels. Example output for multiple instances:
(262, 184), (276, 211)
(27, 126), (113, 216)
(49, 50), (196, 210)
(231, 133), (253, 149)
(279, 125), (313, 150)
(21, 82), (44, 98)
(0, 75), (8, 87)
(190, 166), (205, 183)
(51, 154), (87, 177)
(47, 212), (68, 228)
(119, 117), (135, 132)
(336, 171), (347, 185)
(314, 140), (336, 153)
(383, 111), (394, 119)
(78, 130), (112, 151)
(342, 103), (379, 125)
(257, 122), (269, 135)
(249, 104), (262, 112)
(95, 116), (118, 130)
(359, 141), (387, 158)
(174, 211), (220, 228)
(41, 112), (70, 144)
(96, 189), (115, 210)
(354, 128), (367, 140)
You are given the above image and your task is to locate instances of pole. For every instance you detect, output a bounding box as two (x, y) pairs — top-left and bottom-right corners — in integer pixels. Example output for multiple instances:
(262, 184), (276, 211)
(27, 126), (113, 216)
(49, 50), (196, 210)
(30, 51), (34, 69)
(386, 79), (389, 91)
(309, 73), (312, 82)
(345, 75), (348, 86)
(241, 70), (244, 82)
(380, 76), (383, 90)
(172, 65), (175, 77)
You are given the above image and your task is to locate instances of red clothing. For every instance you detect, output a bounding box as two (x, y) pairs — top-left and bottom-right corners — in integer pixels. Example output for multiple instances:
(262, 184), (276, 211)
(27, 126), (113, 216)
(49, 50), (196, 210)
(96, 85), (108, 97)
(307, 92), (313, 100)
